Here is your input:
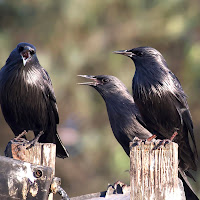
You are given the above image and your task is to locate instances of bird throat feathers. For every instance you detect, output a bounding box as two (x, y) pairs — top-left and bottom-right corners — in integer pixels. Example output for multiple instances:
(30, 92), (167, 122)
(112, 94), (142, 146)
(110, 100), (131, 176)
(133, 65), (177, 101)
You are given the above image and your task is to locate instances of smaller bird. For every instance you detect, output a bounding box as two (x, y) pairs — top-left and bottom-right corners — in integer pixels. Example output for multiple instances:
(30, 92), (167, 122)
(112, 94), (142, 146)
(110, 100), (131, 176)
(0, 42), (69, 158)
(78, 74), (152, 156)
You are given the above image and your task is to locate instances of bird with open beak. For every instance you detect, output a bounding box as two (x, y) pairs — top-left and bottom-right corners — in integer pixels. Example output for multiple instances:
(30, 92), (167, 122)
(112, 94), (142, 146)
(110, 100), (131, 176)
(0, 42), (69, 158)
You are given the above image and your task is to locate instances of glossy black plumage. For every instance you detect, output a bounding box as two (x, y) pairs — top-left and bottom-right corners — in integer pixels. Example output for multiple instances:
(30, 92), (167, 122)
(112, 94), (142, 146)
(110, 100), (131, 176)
(0, 42), (69, 158)
(114, 46), (197, 171)
(78, 75), (152, 156)
(79, 74), (199, 199)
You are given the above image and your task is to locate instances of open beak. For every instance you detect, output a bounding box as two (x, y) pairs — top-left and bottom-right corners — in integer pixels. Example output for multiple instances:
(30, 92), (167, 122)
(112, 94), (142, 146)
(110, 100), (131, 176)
(20, 48), (32, 66)
(113, 50), (134, 57)
(77, 75), (100, 86)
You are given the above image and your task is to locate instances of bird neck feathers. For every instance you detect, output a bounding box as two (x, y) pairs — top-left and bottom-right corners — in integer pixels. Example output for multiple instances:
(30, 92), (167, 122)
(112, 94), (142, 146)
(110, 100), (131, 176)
(132, 63), (175, 101)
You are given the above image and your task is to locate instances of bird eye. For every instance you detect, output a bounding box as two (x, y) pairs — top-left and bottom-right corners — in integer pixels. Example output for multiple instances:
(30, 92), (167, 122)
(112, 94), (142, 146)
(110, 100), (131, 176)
(135, 51), (143, 57)
(18, 46), (24, 52)
(102, 78), (109, 83)
(30, 50), (35, 55)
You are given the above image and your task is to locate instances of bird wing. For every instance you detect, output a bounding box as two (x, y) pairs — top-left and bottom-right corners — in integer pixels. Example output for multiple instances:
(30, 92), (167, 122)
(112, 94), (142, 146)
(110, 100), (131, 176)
(41, 68), (59, 124)
(181, 107), (198, 157)
(170, 72), (198, 158)
(135, 110), (148, 129)
(39, 68), (69, 158)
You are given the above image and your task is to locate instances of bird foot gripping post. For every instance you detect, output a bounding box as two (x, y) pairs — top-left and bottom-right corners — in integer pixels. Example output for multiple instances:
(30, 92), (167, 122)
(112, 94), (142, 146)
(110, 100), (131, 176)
(3, 139), (70, 200)
(129, 140), (186, 200)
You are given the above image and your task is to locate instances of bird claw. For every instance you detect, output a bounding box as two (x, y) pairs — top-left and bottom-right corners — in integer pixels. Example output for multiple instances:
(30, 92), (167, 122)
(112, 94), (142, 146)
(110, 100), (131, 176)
(152, 139), (172, 150)
(12, 131), (44, 150)
(25, 131), (44, 150)
(14, 138), (28, 143)
(132, 137), (143, 147)
(132, 135), (156, 147)
(132, 132), (178, 150)
(152, 132), (178, 150)
(25, 142), (34, 150)
(132, 136), (172, 151)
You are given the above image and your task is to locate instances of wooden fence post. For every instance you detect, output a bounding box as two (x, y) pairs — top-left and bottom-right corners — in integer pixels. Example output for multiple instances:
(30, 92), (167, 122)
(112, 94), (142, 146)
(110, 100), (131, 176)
(129, 141), (184, 200)
(5, 140), (56, 200)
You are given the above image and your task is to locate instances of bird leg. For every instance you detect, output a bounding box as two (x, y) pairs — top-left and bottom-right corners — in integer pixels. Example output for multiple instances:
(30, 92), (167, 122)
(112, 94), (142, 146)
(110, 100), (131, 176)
(132, 135), (157, 147)
(147, 134), (157, 142)
(170, 131), (178, 141)
(14, 130), (28, 143)
(25, 131), (44, 150)
(153, 131), (178, 150)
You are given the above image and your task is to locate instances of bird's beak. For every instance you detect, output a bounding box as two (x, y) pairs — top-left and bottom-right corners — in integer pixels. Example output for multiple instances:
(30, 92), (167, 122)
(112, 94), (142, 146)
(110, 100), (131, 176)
(20, 48), (32, 66)
(113, 50), (135, 57)
(77, 75), (99, 86)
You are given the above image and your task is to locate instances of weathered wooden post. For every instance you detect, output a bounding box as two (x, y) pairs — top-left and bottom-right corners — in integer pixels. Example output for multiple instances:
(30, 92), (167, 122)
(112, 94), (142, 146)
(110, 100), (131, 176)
(5, 140), (56, 200)
(129, 141), (184, 200)
(0, 156), (53, 199)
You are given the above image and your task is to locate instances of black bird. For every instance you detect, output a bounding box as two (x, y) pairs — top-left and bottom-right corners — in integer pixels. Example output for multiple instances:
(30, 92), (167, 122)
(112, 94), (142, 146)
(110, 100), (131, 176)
(0, 42), (69, 158)
(114, 47), (198, 172)
(78, 75), (152, 156)
(79, 74), (199, 199)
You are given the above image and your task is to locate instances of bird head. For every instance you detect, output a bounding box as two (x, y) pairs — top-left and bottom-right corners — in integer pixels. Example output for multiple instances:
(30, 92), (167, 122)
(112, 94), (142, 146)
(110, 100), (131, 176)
(78, 75), (129, 96)
(17, 43), (37, 66)
(5, 42), (37, 68)
(78, 75), (110, 86)
(113, 47), (167, 69)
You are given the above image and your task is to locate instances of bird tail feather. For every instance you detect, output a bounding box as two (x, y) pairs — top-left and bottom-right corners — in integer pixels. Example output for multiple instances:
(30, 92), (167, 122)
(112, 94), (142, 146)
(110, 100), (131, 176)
(55, 131), (69, 158)
(178, 169), (199, 200)
(38, 129), (69, 158)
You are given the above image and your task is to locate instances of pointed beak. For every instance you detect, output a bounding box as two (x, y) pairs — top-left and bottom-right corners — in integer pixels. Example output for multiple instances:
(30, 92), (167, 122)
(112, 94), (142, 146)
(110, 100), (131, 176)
(77, 75), (99, 86)
(113, 50), (135, 57)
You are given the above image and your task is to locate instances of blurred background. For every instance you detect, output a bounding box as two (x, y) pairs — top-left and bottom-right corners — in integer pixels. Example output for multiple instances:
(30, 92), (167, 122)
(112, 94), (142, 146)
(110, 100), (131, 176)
(0, 0), (200, 198)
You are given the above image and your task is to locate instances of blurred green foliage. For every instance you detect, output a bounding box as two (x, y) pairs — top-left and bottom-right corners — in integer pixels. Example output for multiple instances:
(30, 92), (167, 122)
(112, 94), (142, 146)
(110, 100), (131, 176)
(0, 0), (200, 198)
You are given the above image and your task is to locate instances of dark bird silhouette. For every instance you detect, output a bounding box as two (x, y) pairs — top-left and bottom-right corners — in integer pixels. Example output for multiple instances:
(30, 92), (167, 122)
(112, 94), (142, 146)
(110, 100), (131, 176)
(78, 75), (152, 156)
(0, 42), (69, 158)
(114, 47), (198, 199)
